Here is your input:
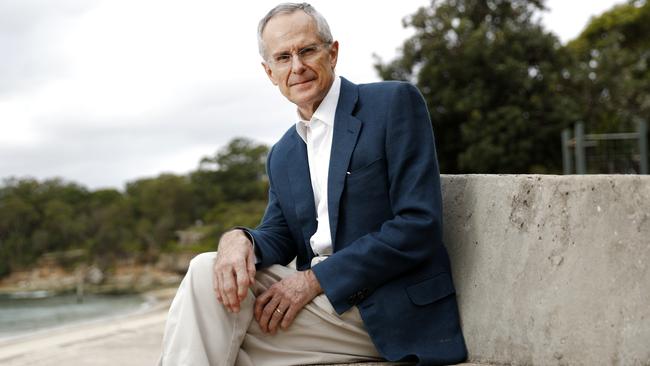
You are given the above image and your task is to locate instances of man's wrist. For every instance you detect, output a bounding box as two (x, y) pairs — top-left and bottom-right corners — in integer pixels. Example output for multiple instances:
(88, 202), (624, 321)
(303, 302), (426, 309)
(305, 269), (323, 296)
(222, 228), (251, 245)
(227, 227), (261, 264)
(230, 227), (255, 246)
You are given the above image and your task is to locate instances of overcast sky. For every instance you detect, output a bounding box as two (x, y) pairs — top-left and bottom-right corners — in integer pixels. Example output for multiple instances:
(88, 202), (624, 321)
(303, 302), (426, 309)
(0, 0), (625, 190)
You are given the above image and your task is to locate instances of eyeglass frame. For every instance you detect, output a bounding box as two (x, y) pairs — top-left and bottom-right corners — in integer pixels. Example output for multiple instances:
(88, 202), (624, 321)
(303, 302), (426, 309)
(265, 42), (333, 69)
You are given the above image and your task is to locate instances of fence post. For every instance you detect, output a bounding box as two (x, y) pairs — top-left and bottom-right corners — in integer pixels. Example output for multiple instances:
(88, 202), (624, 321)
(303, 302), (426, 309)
(561, 129), (572, 174)
(574, 122), (586, 174)
(640, 119), (648, 174)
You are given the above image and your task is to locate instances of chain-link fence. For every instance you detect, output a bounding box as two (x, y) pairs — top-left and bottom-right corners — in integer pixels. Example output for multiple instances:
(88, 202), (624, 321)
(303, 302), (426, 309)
(561, 120), (648, 174)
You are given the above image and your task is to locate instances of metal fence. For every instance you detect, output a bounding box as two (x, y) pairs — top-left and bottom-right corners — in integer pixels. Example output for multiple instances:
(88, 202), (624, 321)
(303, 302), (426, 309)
(561, 120), (648, 174)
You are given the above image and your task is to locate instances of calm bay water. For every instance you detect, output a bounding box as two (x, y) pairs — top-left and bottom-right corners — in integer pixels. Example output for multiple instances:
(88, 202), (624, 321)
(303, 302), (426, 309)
(0, 293), (148, 340)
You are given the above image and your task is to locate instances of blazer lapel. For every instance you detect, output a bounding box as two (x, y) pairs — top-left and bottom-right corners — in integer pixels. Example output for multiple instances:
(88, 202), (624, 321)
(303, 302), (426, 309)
(286, 133), (318, 254)
(328, 78), (361, 250)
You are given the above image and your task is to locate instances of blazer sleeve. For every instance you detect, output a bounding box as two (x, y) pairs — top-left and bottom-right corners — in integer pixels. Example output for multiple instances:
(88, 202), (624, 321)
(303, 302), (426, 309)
(239, 145), (297, 268)
(311, 82), (444, 314)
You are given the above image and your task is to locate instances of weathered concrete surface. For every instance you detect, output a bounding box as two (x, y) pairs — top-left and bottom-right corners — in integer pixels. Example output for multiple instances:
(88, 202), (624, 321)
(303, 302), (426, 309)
(442, 175), (650, 366)
(310, 362), (484, 365)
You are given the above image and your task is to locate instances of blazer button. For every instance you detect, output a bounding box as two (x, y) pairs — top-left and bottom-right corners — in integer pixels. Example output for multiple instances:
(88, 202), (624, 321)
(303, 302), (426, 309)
(347, 295), (357, 305)
(347, 291), (363, 305)
(360, 288), (369, 298)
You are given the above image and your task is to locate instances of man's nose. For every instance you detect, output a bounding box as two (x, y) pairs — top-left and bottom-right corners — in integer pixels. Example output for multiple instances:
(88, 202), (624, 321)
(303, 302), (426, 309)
(291, 55), (306, 74)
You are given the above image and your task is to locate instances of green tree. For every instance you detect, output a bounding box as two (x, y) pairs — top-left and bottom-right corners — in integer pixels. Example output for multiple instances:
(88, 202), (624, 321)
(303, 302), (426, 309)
(126, 174), (194, 258)
(0, 137), (272, 277)
(85, 189), (136, 262)
(0, 179), (40, 275)
(375, 0), (578, 173)
(194, 137), (269, 241)
(197, 138), (269, 203)
(566, 0), (650, 133)
(0, 178), (89, 275)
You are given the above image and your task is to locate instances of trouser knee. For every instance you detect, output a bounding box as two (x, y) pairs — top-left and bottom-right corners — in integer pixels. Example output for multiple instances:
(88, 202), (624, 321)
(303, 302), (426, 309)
(187, 251), (217, 280)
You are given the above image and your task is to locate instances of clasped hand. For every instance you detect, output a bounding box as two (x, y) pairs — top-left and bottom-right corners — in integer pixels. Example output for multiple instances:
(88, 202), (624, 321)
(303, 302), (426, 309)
(213, 230), (323, 334)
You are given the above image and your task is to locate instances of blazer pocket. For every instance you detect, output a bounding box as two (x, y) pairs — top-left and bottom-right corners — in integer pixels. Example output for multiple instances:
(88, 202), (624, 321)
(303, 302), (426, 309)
(405, 272), (456, 306)
(347, 157), (384, 180)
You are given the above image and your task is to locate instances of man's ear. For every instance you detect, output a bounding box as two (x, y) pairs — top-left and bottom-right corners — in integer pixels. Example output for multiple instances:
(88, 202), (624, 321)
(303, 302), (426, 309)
(328, 41), (339, 70)
(262, 62), (278, 86)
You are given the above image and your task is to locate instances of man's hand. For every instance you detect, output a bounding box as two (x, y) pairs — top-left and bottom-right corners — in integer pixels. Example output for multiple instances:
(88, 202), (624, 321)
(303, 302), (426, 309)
(213, 229), (256, 313)
(254, 269), (322, 334)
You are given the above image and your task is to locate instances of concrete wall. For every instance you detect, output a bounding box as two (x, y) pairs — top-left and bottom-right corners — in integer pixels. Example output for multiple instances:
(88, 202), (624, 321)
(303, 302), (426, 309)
(441, 175), (650, 366)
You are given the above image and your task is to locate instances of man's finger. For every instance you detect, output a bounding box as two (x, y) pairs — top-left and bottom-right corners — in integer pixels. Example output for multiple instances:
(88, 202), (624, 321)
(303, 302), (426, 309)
(267, 302), (287, 334)
(222, 268), (241, 312)
(254, 290), (273, 321)
(234, 262), (250, 301)
(281, 304), (299, 330)
(258, 295), (281, 333)
(217, 271), (230, 309)
(246, 249), (256, 283)
(213, 265), (222, 303)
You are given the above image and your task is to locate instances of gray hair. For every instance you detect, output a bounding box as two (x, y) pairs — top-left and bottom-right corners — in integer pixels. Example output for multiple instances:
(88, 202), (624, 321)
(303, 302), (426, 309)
(257, 3), (333, 59)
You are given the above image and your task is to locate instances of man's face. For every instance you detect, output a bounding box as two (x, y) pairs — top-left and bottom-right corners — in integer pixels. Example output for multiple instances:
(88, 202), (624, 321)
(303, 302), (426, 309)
(261, 11), (338, 117)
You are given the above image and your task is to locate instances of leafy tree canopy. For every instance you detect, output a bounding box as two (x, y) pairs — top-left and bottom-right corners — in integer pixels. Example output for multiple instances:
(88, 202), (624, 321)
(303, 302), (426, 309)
(566, 0), (650, 132)
(376, 0), (580, 173)
(0, 138), (269, 277)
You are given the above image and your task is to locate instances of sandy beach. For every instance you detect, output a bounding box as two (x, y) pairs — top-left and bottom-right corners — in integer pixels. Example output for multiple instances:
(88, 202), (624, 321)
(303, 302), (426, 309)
(0, 288), (175, 366)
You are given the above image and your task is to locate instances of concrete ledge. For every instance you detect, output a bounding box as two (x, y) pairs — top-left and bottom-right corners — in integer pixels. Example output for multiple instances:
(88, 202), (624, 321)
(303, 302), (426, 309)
(322, 363), (487, 366)
(323, 363), (488, 366)
(441, 175), (650, 365)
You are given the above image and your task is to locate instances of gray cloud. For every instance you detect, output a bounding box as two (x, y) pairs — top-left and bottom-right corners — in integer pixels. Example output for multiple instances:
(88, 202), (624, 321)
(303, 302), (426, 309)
(0, 0), (100, 96)
(0, 80), (294, 189)
(0, 0), (98, 34)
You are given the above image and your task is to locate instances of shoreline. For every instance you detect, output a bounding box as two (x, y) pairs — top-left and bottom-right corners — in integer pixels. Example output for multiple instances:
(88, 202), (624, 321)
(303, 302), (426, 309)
(0, 287), (176, 366)
(0, 287), (175, 344)
(0, 264), (183, 298)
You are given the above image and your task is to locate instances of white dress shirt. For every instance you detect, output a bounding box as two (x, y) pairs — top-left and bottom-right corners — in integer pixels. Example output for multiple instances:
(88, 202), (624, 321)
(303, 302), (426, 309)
(295, 76), (341, 259)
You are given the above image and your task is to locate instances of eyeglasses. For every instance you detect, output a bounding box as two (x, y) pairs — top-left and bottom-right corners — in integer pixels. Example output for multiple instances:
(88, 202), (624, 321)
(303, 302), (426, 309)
(268, 42), (331, 69)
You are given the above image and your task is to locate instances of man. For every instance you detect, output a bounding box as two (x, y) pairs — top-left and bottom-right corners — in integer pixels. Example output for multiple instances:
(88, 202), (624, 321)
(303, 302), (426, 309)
(159, 3), (467, 365)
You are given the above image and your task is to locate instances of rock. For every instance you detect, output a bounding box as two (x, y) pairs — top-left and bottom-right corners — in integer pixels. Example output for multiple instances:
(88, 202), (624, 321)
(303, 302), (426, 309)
(85, 266), (105, 285)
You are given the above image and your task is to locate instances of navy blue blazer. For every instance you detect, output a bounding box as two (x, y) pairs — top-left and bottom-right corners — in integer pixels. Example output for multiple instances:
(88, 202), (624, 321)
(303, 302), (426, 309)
(245, 77), (467, 365)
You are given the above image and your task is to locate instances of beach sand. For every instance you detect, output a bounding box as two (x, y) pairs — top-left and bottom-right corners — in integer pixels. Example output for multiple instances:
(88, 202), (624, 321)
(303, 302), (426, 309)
(0, 288), (175, 366)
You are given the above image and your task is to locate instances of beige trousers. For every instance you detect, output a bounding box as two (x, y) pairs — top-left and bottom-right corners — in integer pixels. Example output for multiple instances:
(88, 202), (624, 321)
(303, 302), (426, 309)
(159, 252), (383, 366)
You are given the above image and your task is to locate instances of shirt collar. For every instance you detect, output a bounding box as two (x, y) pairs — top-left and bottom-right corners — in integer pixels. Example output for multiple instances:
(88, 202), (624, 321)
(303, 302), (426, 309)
(295, 76), (341, 143)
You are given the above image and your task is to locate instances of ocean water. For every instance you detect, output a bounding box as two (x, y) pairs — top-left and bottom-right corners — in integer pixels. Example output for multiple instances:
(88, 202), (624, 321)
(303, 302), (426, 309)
(0, 292), (148, 340)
